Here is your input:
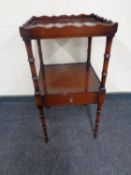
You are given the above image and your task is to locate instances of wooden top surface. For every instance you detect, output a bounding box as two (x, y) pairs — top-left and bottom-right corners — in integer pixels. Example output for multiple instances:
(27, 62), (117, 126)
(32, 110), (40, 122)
(20, 14), (118, 39)
(23, 14), (114, 28)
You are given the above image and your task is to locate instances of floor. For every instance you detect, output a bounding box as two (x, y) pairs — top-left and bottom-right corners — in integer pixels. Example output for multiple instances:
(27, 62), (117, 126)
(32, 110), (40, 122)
(0, 95), (131, 175)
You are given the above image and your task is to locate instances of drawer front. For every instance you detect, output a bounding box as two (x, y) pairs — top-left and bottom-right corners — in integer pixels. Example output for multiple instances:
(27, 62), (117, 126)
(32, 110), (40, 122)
(42, 93), (98, 106)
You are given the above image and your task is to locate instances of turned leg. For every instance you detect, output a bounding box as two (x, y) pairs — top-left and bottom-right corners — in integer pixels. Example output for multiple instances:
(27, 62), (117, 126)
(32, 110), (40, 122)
(24, 38), (48, 143)
(37, 39), (44, 68)
(87, 37), (92, 67)
(94, 36), (114, 138)
(94, 103), (103, 138)
(94, 88), (105, 138)
(37, 106), (48, 143)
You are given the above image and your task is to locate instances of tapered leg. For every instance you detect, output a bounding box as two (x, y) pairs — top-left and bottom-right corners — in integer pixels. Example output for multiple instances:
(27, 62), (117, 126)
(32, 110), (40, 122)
(37, 106), (48, 143)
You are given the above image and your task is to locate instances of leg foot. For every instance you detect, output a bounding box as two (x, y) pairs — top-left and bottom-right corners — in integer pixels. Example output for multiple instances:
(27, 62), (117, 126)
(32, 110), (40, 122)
(94, 104), (102, 139)
(45, 136), (49, 143)
(37, 106), (49, 143)
(94, 132), (97, 139)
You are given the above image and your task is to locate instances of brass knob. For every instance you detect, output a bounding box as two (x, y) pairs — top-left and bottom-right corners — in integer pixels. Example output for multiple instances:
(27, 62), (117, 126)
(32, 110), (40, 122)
(69, 98), (73, 103)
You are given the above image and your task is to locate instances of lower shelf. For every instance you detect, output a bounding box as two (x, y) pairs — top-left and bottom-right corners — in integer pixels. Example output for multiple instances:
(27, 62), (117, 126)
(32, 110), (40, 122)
(38, 63), (100, 106)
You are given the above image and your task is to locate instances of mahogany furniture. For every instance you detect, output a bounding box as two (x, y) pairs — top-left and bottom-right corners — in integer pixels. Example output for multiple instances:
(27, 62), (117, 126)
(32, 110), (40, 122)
(19, 14), (118, 142)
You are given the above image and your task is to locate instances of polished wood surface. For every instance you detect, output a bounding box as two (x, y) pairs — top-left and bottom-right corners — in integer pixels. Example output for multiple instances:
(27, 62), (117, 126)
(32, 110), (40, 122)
(39, 63), (100, 95)
(38, 63), (100, 106)
(20, 14), (118, 142)
(20, 14), (118, 39)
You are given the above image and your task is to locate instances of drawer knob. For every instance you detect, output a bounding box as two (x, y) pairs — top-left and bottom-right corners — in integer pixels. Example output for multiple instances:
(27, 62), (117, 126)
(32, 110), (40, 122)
(69, 98), (73, 103)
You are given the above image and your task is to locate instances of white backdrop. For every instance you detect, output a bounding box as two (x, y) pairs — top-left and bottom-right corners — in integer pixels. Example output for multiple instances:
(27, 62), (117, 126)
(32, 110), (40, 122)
(0, 0), (131, 95)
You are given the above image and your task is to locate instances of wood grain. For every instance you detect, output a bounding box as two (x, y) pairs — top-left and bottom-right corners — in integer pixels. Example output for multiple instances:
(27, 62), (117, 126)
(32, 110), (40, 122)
(20, 14), (118, 141)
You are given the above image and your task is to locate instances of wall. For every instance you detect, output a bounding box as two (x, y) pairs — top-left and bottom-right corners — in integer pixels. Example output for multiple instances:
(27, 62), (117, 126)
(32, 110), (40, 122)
(0, 0), (131, 95)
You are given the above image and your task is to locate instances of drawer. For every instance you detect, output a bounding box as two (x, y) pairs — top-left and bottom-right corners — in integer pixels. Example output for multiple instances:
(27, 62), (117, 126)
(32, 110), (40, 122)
(42, 92), (98, 106)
